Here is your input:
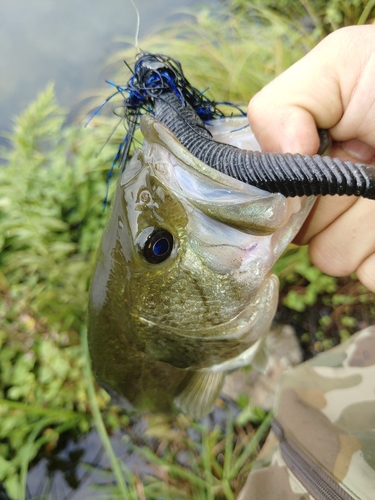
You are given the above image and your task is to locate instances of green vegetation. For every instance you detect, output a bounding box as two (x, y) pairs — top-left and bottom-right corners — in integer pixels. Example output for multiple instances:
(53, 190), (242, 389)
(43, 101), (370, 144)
(274, 245), (375, 355)
(1, 1), (375, 499)
(228, 0), (375, 38)
(0, 85), (120, 499)
(104, 7), (313, 105)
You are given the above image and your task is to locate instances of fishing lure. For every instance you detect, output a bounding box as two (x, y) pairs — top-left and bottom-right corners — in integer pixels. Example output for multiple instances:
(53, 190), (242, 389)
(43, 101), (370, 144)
(91, 52), (245, 206)
(95, 51), (375, 200)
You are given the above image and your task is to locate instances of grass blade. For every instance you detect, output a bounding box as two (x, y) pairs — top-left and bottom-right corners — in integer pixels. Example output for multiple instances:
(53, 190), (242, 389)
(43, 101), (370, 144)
(230, 411), (273, 480)
(82, 326), (135, 500)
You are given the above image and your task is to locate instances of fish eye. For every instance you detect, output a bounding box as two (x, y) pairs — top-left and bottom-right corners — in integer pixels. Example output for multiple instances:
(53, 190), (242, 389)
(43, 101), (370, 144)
(143, 229), (174, 264)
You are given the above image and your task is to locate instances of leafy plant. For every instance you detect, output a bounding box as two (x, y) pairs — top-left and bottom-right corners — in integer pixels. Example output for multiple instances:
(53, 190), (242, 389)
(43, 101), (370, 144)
(274, 246), (338, 313)
(0, 86), (119, 499)
(0, 294), (90, 499)
(274, 246), (375, 356)
(0, 84), (118, 332)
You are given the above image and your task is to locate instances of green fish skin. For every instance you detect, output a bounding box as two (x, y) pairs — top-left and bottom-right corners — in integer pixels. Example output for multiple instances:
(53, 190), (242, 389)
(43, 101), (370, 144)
(88, 117), (313, 419)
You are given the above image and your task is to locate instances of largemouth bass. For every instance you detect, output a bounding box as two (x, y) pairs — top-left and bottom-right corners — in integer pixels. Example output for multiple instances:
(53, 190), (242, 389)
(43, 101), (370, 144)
(88, 115), (313, 418)
(88, 52), (375, 419)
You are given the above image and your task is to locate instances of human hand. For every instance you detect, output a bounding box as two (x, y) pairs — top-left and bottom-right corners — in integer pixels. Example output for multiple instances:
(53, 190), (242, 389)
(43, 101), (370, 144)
(248, 25), (375, 293)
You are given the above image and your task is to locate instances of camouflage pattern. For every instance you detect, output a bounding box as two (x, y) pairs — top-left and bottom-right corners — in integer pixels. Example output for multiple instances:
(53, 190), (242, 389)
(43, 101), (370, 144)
(238, 326), (375, 500)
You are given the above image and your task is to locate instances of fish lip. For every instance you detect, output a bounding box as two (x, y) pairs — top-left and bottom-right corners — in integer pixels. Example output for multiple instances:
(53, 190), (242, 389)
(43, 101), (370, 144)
(137, 274), (278, 342)
(141, 115), (291, 236)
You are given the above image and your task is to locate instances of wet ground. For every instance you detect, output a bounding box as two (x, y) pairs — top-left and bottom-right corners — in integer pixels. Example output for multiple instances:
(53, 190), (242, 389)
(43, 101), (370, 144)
(26, 398), (242, 500)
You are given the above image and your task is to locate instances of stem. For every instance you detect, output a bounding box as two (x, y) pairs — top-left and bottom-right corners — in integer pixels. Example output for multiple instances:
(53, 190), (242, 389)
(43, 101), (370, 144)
(82, 326), (134, 500)
(357, 0), (375, 24)
(223, 410), (233, 481)
(230, 411), (273, 480)
(201, 429), (215, 500)
(18, 416), (57, 500)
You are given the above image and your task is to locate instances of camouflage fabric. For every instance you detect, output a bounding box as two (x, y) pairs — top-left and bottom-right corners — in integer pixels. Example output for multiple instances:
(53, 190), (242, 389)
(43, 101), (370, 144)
(238, 325), (375, 500)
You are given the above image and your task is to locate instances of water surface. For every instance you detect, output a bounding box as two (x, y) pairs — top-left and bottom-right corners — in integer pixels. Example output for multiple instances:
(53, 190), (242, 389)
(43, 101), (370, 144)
(0, 0), (219, 142)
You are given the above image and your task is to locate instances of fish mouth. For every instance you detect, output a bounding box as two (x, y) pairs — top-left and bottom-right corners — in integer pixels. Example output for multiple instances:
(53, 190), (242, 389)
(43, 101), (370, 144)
(141, 119), (310, 237)
(135, 274), (278, 370)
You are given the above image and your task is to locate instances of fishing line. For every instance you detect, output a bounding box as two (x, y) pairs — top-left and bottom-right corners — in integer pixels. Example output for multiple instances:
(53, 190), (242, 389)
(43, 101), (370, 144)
(130, 0), (141, 53)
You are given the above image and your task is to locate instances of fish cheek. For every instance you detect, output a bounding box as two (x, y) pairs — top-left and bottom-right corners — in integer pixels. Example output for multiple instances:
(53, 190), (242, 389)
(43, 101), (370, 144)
(127, 186), (189, 343)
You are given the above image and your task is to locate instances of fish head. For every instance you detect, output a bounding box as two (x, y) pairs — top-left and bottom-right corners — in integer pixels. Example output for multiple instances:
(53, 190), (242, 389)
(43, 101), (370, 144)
(88, 116), (313, 417)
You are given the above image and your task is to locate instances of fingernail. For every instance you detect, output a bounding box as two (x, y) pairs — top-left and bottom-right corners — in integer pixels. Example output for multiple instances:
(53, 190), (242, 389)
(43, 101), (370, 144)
(339, 139), (375, 162)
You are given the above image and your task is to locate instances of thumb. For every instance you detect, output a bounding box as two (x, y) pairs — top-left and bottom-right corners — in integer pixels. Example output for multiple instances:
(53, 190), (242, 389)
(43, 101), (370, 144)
(247, 103), (321, 155)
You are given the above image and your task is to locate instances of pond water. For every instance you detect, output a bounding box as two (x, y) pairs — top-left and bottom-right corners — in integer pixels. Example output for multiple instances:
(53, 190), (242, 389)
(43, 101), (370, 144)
(0, 0), (219, 146)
